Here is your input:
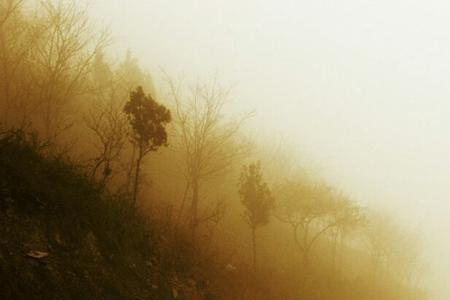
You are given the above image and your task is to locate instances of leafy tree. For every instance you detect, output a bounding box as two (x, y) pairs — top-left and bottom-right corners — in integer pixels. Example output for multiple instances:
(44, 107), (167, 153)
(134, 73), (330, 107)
(124, 86), (171, 207)
(238, 161), (274, 270)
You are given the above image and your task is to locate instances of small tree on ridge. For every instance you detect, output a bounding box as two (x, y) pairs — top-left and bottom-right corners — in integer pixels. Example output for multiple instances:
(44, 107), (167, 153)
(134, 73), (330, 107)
(124, 86), (171, 207)
(238, 161), (274, 270)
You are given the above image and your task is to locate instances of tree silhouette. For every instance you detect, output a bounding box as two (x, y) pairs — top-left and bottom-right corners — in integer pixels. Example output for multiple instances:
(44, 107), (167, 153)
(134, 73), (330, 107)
(275, 181), (336, 271)
(165, 75), (249, 240)
(238, 161), (274, 270)
(124, 86), (171, 207)
(329, 194), (364, 277)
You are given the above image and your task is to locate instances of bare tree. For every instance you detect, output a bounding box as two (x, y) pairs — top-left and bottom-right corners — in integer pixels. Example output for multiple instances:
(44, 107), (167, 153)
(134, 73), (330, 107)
(363, 212), (424, 288)
(0, 0), (109, 138)
(84, 91), (128, 186)
(0, 0), (21, 26)
(328, 194), (364, 276)
(164, 74), (249, 239)
(0, 0), (47, 127)
(392, 231), (424, 287)
(275, 180), (336, 271)
(363, 212), (401, 283)
(31, 0), (109, 139)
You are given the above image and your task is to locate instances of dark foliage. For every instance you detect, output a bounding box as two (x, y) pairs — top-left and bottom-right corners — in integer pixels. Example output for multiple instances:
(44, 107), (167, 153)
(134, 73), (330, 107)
(0, 130), (200, 300)
(124, 86), (171, 153)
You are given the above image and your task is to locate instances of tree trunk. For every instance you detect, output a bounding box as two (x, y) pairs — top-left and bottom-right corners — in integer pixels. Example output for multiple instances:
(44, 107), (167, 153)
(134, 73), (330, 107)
(303, 248), (310, 271)
(251, 226), (257, 271)
(132, 145), (143, 208)
(292, 224), (304, 275)
(173, 182), (190, 231)
(337, 232), (345, 276)
(331, 230), (338, 277)
(126, 144), (136, 194)
(191, 177), (199, 240)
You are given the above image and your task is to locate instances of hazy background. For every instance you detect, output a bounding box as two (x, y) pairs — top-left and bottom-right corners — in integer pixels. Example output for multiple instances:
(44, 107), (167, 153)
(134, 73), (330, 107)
(90, 0), (450, 298)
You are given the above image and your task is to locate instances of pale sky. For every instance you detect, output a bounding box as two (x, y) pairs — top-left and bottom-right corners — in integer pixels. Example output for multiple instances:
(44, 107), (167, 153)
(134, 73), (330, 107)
(90, 1), (450, 297)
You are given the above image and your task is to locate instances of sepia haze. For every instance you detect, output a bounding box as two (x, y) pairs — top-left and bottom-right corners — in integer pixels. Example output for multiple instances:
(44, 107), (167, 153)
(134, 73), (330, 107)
(0, 0), (447, 298)
(89, 0), (450, 298)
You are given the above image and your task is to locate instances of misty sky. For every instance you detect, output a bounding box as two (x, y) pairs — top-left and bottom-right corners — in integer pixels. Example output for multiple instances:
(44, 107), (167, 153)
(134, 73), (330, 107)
(90, 1), (450, 297)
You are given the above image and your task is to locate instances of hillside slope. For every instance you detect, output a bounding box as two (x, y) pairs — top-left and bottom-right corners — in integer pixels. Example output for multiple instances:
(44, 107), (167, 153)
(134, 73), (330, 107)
(0, 131), (209, 300)
(0, 130), (428, 300)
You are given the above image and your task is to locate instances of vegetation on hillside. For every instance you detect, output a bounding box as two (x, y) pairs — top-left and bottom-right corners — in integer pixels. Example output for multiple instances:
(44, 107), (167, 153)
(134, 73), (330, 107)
(0, 1), (428, 299)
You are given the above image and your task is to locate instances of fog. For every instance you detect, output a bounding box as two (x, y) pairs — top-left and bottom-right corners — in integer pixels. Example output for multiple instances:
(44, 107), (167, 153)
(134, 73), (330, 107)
(89, 0), (450, 298)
